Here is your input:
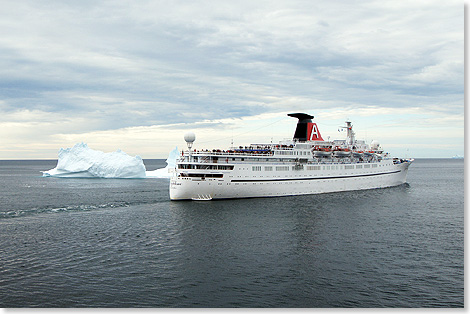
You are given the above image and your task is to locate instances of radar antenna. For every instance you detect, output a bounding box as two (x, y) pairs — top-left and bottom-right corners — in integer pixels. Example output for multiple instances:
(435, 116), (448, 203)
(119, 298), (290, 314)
(184, 132), (196, 155)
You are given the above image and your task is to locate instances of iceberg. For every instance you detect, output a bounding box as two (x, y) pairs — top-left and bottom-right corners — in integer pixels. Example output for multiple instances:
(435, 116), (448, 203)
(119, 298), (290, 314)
(42, 143), (180, 179)
(42, 143), (147, 178)
(146, 146), (179, 178)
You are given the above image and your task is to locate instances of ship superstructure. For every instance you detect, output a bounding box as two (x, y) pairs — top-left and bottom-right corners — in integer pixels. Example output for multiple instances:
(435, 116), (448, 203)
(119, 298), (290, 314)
(170, 113), (413, 200)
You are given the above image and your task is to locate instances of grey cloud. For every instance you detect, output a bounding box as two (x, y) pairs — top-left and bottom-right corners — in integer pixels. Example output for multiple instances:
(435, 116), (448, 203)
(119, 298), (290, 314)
(0, 0), (462, 133)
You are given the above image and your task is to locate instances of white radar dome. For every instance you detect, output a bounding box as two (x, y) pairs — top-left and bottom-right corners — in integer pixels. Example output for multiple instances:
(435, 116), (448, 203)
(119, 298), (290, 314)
(184, 132), (196, 143)
(370, 140), (380, 150)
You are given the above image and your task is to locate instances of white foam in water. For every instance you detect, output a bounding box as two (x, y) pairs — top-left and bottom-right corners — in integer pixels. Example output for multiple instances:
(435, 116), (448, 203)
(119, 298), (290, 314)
(145, 146), (179, 178)
(42, 143), (147, 178)
(42, 143), (179, 179)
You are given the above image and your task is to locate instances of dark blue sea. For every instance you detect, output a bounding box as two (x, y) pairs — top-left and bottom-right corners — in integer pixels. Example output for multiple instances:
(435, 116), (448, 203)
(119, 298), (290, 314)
(0, 158), (464, 308)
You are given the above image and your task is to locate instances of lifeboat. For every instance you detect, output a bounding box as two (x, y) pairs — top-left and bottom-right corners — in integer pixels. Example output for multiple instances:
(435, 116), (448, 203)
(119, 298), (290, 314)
(312, 146), (332, 157)
(352, 151), (364, 158)
(333, 148), (351, 157)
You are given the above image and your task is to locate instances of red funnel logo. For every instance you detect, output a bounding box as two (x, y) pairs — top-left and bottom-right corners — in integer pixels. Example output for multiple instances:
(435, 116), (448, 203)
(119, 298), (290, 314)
(307, 123), (323, 141)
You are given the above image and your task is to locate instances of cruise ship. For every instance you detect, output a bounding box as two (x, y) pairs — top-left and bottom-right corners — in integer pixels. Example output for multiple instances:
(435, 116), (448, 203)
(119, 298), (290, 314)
(170, 113), (413, 200)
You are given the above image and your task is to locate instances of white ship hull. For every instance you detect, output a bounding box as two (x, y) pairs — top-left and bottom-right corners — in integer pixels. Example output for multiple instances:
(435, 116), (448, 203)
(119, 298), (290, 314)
(170, 113), (414, 201)
(170, 160), (412, 200)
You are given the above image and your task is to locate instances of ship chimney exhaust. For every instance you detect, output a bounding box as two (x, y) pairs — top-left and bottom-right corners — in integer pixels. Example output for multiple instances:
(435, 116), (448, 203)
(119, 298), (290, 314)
(288, 113), (323, 142)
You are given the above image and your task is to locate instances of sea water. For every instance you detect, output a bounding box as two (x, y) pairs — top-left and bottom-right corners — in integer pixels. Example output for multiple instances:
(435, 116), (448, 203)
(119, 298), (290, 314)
(0, 159), (464, 307)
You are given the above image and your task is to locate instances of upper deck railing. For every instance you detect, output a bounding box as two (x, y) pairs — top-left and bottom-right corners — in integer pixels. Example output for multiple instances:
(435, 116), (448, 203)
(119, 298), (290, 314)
(185, 148), (275, 157)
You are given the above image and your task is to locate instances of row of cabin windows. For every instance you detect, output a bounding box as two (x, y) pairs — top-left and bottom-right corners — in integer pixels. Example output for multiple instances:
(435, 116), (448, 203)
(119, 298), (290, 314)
(253, 164), (381, 171)
(253, 165), (292, 171)
(276, 151), (310, 156)
(179, 173), (223, 178)
(179, 163), (381, 172)
(178, 164), (234, 170)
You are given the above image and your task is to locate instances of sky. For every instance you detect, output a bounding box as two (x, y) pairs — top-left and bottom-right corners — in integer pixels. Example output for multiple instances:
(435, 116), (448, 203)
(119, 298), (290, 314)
(0, 0), (464, 159)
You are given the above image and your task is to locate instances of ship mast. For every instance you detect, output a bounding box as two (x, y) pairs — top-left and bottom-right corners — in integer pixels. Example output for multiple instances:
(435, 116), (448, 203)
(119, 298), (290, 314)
(340, 121), (355, 146)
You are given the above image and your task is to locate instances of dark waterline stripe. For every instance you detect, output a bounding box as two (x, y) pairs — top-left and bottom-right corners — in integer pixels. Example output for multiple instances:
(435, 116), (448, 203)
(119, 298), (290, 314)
(230, 170), (402, 183)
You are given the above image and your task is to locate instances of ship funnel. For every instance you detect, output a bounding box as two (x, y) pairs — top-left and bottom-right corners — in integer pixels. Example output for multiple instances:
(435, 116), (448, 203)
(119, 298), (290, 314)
(288, 113), (324, 142)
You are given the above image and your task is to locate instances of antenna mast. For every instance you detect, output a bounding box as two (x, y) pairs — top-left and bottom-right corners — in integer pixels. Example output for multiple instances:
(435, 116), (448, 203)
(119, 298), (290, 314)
(340, 121), (355, 146)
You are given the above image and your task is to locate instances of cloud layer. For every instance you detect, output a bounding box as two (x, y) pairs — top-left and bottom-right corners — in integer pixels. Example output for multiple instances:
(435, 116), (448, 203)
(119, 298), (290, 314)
(0, 0), (463, 158)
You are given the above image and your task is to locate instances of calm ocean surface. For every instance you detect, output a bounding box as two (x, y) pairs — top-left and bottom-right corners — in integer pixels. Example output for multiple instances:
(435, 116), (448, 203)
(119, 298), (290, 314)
(0, 158), (464, 307)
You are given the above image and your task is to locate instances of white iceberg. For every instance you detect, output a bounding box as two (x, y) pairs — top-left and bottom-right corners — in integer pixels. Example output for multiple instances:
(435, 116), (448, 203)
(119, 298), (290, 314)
(146, 146), (179, 178)
(42, 143), (147, 178)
